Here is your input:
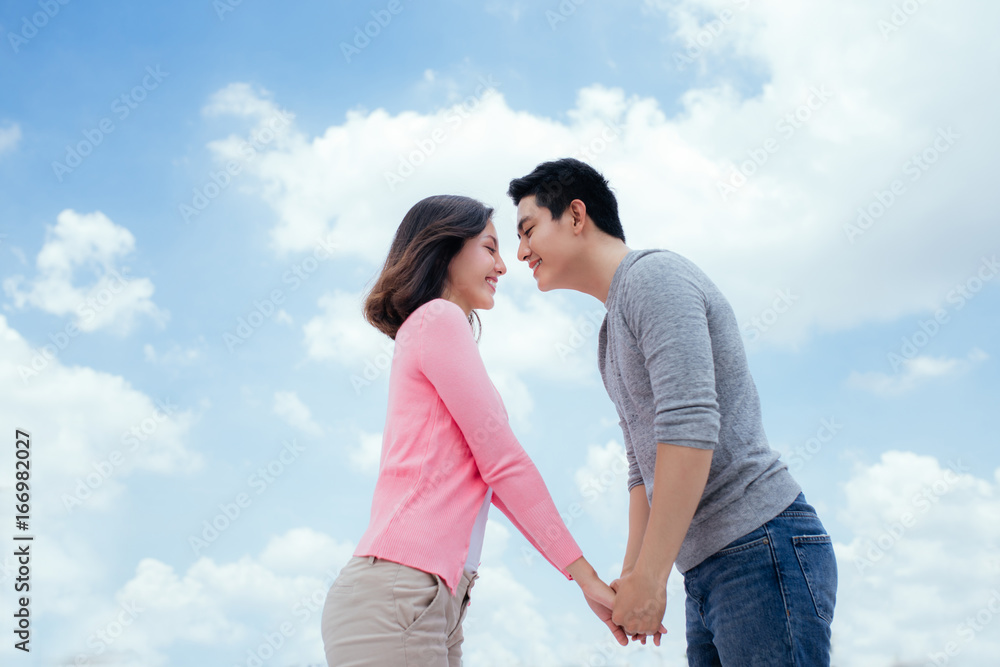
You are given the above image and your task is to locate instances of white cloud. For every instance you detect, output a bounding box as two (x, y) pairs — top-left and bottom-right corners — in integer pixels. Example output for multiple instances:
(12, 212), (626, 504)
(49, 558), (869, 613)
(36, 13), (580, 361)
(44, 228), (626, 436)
(831, 450), (1000, 666)
(272, 390), (324, 436)
(143, 340), (204, 366)
(48, 528), (357, 667)
(202, 82), (287, 121)
(199, 0), (999, 347)
(348, 430), (382, 474)
(466, 515), (688, 666)
(0, 122), (21, 154)
(572, 439), (631, 530)
(2, 209), (168, 335)
(0, 314), (202, 515)
(302, 290), (389, 366)
(847, 348), (989, 396)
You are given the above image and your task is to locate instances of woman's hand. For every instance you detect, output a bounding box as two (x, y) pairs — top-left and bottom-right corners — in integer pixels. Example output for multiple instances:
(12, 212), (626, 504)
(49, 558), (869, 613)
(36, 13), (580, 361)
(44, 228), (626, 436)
(566, 557), (666, 647)
(567, 558), (629, 646)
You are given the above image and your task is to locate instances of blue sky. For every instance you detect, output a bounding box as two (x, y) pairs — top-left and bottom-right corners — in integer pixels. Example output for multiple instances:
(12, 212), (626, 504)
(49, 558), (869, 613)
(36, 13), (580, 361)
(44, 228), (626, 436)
(2, 1), (999, 665)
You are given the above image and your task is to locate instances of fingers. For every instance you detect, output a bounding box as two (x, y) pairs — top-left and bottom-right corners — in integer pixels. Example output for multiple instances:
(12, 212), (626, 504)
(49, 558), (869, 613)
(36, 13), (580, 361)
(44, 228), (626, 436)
(607, 620), (628, 646)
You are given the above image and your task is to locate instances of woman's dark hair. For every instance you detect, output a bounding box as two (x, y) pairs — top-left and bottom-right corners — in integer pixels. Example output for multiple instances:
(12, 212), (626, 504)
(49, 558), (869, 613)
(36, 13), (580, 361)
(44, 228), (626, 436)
(506, 157), (625, 242)
(363, 195), (492, 340)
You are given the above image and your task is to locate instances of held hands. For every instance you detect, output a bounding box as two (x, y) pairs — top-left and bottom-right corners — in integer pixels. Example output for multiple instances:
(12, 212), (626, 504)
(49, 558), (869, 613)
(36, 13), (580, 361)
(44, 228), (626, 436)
(569, 558), (666, 647)
(609, 569), (667, 645)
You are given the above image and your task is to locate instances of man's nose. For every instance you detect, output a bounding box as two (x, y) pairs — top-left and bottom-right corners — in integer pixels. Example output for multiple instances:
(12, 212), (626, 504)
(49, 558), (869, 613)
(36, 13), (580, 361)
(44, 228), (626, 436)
(517, 236), (530, 261)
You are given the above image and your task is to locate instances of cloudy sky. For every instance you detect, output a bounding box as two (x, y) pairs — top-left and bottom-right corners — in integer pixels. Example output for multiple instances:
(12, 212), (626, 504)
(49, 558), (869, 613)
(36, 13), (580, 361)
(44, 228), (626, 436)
(1, 1), (998, 665)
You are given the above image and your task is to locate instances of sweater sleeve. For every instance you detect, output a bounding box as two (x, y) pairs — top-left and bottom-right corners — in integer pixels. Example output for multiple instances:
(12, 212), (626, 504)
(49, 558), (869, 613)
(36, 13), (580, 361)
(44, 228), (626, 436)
(620, 416), (644, 492)
(417, 299), (583, 579)
(621, 257), (721, 450)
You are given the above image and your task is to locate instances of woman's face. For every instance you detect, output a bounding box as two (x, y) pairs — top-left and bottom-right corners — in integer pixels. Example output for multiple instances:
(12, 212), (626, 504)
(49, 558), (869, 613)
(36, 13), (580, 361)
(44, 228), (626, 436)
(442, 220), (506, 315)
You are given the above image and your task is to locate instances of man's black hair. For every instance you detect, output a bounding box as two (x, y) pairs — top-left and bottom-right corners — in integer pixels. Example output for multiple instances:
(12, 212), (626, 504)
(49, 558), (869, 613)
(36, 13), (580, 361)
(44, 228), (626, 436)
(507, 158), (625, 242)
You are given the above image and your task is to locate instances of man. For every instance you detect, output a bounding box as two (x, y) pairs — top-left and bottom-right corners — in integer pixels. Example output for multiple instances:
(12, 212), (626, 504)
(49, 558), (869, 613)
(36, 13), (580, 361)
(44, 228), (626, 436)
(506, 158), (837, 665)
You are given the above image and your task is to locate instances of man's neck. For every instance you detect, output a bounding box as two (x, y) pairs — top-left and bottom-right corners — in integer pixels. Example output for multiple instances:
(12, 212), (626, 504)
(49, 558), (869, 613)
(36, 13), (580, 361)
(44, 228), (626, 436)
(572, 241), (632, 305)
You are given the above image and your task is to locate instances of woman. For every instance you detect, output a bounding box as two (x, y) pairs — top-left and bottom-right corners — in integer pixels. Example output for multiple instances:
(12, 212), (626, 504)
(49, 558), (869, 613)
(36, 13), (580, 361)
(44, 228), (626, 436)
(321, 195), (655, 666)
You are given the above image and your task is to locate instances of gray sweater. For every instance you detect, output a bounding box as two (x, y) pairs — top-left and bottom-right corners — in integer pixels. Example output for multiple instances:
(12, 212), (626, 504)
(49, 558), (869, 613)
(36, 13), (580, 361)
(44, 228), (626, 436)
(598, 249), (801, 573)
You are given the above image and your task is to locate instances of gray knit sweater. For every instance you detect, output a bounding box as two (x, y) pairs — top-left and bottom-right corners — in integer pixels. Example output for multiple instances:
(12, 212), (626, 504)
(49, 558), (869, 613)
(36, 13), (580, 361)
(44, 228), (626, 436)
(598, 248), (801, 572)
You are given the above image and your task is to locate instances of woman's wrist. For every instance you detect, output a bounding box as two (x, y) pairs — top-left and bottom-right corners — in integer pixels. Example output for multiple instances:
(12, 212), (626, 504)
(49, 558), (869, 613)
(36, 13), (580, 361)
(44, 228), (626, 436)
(565, 556), (597, 585)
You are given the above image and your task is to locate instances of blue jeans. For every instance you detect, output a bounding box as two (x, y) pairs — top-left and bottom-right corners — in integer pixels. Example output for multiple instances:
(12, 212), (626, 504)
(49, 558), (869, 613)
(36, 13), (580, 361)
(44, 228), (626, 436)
(683, 492), (837, 666)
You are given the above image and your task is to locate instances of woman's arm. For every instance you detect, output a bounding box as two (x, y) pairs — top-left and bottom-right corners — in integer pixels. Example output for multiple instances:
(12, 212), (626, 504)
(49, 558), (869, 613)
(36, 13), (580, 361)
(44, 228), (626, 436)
(417, 300), (583, 576)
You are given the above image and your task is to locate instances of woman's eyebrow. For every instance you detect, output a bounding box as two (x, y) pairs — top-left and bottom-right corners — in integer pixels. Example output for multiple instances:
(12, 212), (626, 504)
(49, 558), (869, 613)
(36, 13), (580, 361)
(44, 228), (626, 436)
(484, 235), (498, 245)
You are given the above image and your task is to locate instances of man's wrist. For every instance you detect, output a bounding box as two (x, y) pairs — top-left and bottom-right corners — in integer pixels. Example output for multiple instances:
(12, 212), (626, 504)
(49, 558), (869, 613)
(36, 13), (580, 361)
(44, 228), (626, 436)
(633, 550), (671, 586)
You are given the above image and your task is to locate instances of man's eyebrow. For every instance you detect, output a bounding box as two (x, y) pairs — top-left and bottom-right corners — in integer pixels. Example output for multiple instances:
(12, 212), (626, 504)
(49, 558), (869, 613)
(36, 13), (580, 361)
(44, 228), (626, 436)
(516, 215), (531, 237)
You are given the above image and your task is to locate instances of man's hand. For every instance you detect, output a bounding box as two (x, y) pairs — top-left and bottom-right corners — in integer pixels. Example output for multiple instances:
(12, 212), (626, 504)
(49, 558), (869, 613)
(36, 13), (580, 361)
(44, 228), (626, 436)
(610, 566), (667, 637)
(609, 577), (665, 645)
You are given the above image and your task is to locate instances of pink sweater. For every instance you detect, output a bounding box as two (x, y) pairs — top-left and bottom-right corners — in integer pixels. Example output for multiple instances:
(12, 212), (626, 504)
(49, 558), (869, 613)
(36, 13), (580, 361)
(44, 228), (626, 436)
(354, 298), (583, 596)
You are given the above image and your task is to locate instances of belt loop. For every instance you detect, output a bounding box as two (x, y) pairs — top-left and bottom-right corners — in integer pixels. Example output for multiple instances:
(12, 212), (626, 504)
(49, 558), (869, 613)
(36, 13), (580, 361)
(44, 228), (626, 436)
(368, 555), (376, 565)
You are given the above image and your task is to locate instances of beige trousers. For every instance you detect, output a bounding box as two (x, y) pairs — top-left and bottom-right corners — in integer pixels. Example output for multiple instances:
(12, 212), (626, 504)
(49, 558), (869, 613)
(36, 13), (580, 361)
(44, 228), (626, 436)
(321, 555), (478, 666)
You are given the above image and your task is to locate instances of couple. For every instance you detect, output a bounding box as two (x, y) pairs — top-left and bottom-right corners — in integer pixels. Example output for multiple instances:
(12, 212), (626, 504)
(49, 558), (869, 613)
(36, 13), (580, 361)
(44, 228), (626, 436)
(321, 158), (838, 666)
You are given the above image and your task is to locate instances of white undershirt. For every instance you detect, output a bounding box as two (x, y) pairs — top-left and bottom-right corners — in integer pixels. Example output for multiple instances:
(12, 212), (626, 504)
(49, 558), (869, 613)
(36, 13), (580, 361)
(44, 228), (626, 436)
(464, 487), (492, 572)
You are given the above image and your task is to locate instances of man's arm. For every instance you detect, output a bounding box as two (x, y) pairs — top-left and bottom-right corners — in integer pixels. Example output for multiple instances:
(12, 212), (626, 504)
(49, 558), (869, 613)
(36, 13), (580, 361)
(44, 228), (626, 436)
(611, 442), (713, 635)
(621, 484), (650, 576)
(634, 443), (712, 583)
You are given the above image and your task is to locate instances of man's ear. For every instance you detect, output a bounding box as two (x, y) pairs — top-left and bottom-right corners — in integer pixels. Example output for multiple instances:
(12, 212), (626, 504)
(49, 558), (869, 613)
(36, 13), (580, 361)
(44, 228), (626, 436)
(569, 199), (587, 235)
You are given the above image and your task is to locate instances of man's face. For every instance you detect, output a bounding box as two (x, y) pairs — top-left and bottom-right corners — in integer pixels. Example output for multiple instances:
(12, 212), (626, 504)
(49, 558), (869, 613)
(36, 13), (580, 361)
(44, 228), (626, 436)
(515, 195), (568, 291)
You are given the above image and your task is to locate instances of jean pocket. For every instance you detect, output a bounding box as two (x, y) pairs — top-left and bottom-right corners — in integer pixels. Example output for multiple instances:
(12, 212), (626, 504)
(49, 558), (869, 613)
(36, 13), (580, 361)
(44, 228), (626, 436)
(713, 526), (769, 557)
(393, 565), (442, 632)
(792, 534), (837, 624)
